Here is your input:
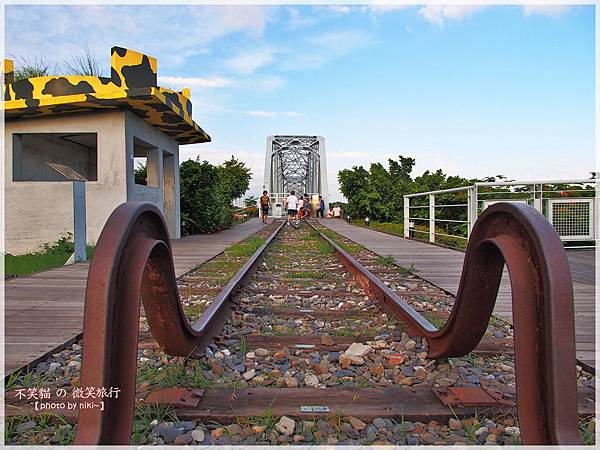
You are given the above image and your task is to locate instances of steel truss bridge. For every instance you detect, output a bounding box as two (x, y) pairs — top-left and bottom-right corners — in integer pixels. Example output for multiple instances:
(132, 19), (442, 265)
(263, 135), (329, 216)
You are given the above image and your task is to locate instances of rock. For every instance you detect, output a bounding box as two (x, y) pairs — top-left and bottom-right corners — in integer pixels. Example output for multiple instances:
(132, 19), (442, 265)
(505, 426), (520, 435)
(252, 425), (266, 434)
(370, 363), (384, 376)
(246, 351), (255, 359)
(498, 363), (513, 372)
(273, 348), (290, 359)
(332, 369), (354, 377)
(191, 429), (205, 442)
(180, 421), (196, 431)
(413, 366), (427, 380)
(373, 417), (386, 429)
(421, 432), (437, 444)
(71, 343), (82, 351)
(448, 418), (462, 430)
(466, 375), (480, 384)
(284, 376), (299, 387)
(396, 421), (415, 432)
(385, 353), (407, 365)
(232, 363), (246, 372)
(243, 369), (256, 381)
(475, 426), (489, 436)
(211, 427), (225, 439)
(304, 373), (319, 387)
(293, 434), (305, 442)
(16, 420), (36, 433)
(436, 377), (455, 387)
(398, 376), (414, 386)
(226, 424), (241, 435)
(157, 425), (184, 444)
(254, 348), (270, 357)
(209, 360), (224, 375)
(312, 363), (329, 375)
(404, 340), (417, 350)
(348, 416), (366, 431)
(339, 354), (364, 367)
(320, 335), (335, 346)
(344, 342), (372, 357)
(173, 433), (193, 445)
(276, 416), (295, 435)
(47, 362), (62, 375)
(406, 436), (419, 445)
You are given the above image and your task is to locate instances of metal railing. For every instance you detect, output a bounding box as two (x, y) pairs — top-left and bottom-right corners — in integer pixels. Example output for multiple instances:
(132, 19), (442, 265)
(404, 179), (598, 248)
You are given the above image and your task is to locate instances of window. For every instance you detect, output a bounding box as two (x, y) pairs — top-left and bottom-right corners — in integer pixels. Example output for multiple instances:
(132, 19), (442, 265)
(13, 133), (98, 181)
(133, 137), (159, 187)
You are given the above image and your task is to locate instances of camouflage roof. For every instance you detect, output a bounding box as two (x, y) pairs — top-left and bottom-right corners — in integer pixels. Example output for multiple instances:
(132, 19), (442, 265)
(2, 47), (210, 144)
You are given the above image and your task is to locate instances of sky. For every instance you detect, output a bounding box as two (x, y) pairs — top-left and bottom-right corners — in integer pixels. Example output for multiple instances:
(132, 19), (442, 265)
(5, 3), (595, 201)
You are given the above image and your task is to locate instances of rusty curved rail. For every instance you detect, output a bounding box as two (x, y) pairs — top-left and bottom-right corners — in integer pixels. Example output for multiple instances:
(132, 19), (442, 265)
(73, 201), (580, 445)
(312, 203), (580, 445)
(73, 202), (283, 445)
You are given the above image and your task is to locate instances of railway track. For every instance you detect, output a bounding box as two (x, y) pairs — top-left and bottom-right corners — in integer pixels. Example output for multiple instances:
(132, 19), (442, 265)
(5, 203), (595, 445)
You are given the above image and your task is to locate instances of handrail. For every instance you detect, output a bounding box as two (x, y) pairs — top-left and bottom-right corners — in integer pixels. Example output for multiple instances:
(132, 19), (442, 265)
(73, 202), (284, 444)
(322, 203), (581, 444)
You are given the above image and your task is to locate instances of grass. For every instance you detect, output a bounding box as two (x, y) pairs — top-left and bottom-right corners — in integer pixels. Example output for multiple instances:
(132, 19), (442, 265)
(421, 310), (446, 329)
(579, 416), (595, 445)
(225, 236), (265, 257)
(350, 219), (404, 237)
(5, 234), (95, 278)
(5, 413), (75, 445)
(375, 255), (396, 267)
(5, 369), (48, 390)
(286, 271), (328, 279)
(131, 404), (178, 444)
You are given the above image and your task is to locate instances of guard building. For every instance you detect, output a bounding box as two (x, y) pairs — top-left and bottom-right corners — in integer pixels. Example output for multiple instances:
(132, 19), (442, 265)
(3, 46), (210, 254)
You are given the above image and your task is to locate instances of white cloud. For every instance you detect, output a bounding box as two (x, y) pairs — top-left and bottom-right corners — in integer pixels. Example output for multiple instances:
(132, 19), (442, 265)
(243, 110), (306, 118)
(523, 5), (572, 18)
(158, 75), (235, 89)
(418, 5), (487, 27)
(224, 46), (277, 74)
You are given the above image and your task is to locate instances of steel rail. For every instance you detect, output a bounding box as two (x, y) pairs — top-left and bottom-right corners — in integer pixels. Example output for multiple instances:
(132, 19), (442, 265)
(73, 202), (284, 445)
(310, 202), (581, 445)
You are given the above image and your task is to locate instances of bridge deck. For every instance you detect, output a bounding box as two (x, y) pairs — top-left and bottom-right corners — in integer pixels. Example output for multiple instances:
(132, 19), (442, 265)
(5, 218), (266, 374)
(318, 218), (596, 370)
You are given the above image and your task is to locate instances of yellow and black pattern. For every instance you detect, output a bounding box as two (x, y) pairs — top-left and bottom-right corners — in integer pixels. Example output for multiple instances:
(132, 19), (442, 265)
(2, 47), (209, 144)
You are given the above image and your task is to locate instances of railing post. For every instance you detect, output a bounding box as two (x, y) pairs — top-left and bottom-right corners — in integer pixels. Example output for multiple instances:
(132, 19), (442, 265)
(429, 194), (435, 243)
(403, 196), (409, 238)
(73, 180), (87, 262)
(467, 185), (477, 239)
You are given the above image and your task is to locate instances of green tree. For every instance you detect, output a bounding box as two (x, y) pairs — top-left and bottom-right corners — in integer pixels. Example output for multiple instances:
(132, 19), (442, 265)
(180, 158), (232, 235)
(216, 156), (252, 204)
(244, 196), (258, 208)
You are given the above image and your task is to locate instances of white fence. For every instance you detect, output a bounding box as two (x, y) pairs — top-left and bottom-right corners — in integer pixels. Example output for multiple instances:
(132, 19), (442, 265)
(403, 179), (598, 248)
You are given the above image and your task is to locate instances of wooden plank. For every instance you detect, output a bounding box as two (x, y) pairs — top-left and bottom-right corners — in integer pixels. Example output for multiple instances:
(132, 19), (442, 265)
(4, 219), (266, 374)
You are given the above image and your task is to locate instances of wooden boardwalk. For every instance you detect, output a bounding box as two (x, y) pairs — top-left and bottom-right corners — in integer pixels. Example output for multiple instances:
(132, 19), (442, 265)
(319, 219), (596, 369)
(5, 218), (266, 374)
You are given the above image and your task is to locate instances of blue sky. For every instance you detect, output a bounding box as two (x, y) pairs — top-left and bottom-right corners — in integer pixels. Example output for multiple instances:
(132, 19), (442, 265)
(6, 4), (595, 200)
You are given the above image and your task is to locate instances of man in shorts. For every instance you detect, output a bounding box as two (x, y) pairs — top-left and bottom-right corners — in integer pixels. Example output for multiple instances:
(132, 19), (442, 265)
(259, 190), (270, 224)
(285, 190), (298, 224)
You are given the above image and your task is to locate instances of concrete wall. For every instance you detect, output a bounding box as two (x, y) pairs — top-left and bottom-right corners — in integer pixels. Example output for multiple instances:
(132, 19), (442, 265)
(13, 133), (97, 182)
(5, 111), (127, 254)
(125, 111), (180, 238)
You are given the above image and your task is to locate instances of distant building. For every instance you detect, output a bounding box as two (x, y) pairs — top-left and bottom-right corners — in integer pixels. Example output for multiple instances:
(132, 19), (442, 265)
(3, 46), (211, 254)
(263, 135), (329, 217)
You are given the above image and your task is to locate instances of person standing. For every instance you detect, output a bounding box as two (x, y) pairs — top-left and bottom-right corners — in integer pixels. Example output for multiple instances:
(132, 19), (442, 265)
(259, 190), (270, 224)
(285, 190), (298, 224)
(303, 193), (311, 218)
(317, 195), (325, 218)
